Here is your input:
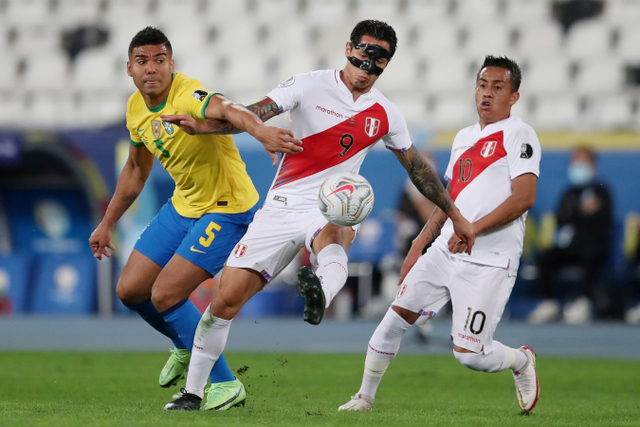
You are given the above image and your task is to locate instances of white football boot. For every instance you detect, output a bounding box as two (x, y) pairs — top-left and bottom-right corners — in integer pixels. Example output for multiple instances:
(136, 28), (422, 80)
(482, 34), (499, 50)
(338, 393), (373, 411)
(512, 346), (540, 412)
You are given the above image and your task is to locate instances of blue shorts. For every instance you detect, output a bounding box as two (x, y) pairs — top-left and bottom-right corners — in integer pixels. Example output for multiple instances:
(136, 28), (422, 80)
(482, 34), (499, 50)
(134, 199), (257, 276)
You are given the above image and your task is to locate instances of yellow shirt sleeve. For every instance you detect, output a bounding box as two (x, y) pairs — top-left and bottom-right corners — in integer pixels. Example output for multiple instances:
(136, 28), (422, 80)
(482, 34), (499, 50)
(173, 78), (220, 120)
(126, 95), (145, 147)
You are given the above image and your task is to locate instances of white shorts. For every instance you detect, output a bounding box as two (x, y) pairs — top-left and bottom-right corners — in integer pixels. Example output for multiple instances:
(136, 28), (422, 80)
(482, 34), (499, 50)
(394, 246), (516, 354)
(226, 205), (355, 282)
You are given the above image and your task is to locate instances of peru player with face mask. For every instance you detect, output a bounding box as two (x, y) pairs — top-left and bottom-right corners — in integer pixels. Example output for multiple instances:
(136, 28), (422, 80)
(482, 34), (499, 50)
(161, 20), (474, 410)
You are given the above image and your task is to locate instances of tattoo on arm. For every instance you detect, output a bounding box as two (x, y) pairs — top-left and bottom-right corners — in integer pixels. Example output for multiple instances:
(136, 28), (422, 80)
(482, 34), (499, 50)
(420, 207), (447, 249)
(246, 97), (282, 122)
(204, 97), (280, 134)
(396, 146), (453, 215)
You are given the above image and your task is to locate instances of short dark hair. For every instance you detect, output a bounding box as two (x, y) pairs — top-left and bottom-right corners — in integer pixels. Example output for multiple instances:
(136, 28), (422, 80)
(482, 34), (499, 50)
(350, 20), (398, 58)
(128, 27), (172, 56)
(573, 145), (597, 164)
(477, 55), (522, 92)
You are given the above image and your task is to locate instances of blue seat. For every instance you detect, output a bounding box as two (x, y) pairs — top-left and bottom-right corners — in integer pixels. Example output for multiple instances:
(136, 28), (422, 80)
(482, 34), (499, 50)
(348, 219), (396, 264)
(0, 254), (32, 314)
(31, 255), (96, 315)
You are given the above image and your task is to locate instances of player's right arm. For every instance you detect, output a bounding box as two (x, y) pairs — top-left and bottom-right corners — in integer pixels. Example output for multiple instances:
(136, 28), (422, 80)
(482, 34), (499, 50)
(398, 188), (450, 284)
(89, 144), (154, 260)
(394, 145), (475, 253)
(161, 97), (282, 134)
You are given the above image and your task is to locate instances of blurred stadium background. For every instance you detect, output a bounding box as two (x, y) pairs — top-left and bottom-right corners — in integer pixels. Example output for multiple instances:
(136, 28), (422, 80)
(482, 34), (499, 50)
(1, 0), (640, 335)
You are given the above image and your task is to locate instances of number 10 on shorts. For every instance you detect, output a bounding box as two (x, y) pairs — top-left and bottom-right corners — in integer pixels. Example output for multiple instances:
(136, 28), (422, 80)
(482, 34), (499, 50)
(464, 307), (486, 335)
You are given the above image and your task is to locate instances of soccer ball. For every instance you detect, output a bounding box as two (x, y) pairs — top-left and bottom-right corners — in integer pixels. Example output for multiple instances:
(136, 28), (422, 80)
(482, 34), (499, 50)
(318, 172), (374, 227)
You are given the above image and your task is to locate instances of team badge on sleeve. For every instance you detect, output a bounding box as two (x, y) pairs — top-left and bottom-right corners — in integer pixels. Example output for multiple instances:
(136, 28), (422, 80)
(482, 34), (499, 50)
(277, 76), (295, 88)
(520, 143), (533, 159)
(192, 89), (209, 101)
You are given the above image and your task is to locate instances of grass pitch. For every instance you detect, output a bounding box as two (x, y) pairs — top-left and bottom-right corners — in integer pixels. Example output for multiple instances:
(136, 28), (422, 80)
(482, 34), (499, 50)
(1, 351), (638, 427)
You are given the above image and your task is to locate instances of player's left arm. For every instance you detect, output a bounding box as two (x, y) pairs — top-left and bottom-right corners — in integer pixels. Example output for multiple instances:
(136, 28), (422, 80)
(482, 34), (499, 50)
(394, 145), (475, 253)
(448, 173), (538, 253)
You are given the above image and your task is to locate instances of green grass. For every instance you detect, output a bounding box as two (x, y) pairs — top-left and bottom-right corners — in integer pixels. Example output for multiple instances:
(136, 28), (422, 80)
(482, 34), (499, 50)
(0, 351), (638, 427)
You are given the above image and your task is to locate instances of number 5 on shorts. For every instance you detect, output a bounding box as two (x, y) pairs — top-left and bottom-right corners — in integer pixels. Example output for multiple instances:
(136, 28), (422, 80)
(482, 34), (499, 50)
(199, 221), (221, 247)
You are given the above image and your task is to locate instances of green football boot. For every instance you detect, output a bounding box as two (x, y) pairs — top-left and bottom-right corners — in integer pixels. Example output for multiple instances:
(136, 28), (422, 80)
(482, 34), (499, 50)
(159, 348), (190, 388)
(297, 266), (325, 325)
(201, 378), (247, 411)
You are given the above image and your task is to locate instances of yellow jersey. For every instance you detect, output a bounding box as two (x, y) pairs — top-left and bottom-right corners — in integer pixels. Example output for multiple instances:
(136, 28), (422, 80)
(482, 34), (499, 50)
(126, 73), (259, 218)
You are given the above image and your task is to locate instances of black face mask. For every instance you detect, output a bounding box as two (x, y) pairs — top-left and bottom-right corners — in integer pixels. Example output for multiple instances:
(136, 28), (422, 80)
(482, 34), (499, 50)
(347, 42), (391, 76)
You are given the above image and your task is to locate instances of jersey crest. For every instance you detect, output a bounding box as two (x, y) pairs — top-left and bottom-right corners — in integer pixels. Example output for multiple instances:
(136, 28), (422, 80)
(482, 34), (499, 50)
(273, 103), (389, 188)
(451, 131), (506, 201)
(152, 120), (162, 139)
(365, 117), (380, 137)
(480, 139), (497, 158)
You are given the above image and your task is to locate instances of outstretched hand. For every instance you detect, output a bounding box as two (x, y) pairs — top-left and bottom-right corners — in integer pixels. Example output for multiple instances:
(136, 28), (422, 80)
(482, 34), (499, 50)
(253, 125), (303, 167)
(89, 224), (115, 260)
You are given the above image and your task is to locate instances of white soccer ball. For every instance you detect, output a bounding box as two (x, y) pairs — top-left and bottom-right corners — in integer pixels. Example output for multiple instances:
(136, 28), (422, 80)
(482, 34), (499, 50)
(318, 172), (374, 227)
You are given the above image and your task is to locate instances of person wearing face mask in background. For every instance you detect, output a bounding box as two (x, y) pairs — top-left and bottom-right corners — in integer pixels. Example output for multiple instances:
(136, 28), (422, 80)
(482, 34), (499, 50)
(528, 146), (613, 324)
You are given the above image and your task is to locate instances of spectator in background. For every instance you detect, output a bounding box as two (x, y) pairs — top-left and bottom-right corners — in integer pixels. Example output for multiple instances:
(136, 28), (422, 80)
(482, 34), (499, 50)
(528, 146), (613, 324)
(624, 224), (640, 324)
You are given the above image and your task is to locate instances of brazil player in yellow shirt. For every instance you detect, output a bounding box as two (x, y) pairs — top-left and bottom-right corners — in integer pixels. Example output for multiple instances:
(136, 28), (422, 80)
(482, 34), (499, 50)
(89, 27), (302, 411)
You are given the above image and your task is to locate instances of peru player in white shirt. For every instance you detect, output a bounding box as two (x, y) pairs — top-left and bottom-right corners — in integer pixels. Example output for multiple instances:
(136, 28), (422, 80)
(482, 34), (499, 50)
(339, 56), (541, 414)
(161, 20), (475, 410)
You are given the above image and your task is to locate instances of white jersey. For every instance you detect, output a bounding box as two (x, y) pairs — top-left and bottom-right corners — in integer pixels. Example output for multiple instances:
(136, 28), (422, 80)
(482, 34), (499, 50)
(434, 115), (541, 274)
(264, 69), (413, 210)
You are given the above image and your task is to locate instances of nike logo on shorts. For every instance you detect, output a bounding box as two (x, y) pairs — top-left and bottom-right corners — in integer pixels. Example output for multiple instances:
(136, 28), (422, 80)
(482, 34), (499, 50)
(190, 246), (206, 254)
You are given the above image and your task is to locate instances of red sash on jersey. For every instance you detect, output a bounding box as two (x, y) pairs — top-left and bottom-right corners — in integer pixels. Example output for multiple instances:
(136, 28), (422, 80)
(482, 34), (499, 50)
(272, 103), (389, 188)
(451, 131), (506, 201)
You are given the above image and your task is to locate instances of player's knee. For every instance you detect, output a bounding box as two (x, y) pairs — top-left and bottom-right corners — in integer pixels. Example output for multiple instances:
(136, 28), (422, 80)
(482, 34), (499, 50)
(453, 349), (487, 372)
(210, 292), (241, 320)
(116, 279), (148, 306)
(150, 286), (182, 313)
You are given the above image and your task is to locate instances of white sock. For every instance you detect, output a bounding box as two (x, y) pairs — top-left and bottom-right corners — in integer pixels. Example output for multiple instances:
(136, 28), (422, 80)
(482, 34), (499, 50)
(315, 244), (349, 308)
(357, 308), (410, 399)
(184, 306), (232, 398)
(453, 341), (527, 373)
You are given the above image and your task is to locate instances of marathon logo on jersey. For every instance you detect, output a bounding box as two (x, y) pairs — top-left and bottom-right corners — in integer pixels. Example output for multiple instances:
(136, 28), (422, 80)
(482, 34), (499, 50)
(316, 105), (344, 118)
(480, 140), (497, 158)
(397, 284), (407, 298)
(192, 89), (209, 101)
(234, 243), (248, 258)
(365, 117), (380, 138)
(152, 120), (162, 139)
